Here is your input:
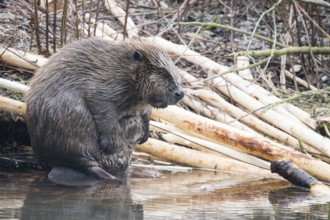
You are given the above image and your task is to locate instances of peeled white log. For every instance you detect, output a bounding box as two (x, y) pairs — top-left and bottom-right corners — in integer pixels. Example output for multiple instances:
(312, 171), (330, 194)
(179, 70), (204, 88)
(211, 77), (330, 157)
(188, 88), (320, 154)
(182, 95), (261, 136)
(161, 132), (229, 158)
(0, 78), (29, 94)
(136, 138), (275, 177)
(0, 95), (26, 117)
(236, 56), (254, 80)
(181, 72), (318, 153)
(152, 105), (330, 182)
(284, 70), (317, 91)
(150, 121), (270, 169)
(283, 102), (317, 129)
(217, 73), (315, 129)
(208, 60), (316, 129)
(144, 36), (228, 72)
(0, 46), (47, 70)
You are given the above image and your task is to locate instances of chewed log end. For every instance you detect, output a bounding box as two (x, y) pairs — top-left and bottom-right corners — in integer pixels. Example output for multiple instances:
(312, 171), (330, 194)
(270, 160), (318, 189)
(271, 160), (330, 197)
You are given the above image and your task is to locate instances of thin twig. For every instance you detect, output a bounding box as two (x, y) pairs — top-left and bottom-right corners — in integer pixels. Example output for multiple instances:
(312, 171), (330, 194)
(33, 0), (41, 54)
(298, 0), (330, 8)
(236, 46), (330, 57)
(246, 0), (282, 51)
(45, 0), (49, 56)
(53, 0), (57, 52)
(204, 57), (270, 81)
(123, 0), (130, 39)
(93, 0), (101, 37)
(230, 87), (329, 124)
(178, 21), (286, 48)
(60, 0), (68, 46)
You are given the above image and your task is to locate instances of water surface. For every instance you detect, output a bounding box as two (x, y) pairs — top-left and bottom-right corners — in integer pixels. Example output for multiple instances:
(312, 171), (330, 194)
(0, 167), (329, 219)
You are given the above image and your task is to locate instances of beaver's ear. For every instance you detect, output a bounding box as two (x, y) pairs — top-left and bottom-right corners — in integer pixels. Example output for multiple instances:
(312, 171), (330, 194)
(132, 50), (144, 62)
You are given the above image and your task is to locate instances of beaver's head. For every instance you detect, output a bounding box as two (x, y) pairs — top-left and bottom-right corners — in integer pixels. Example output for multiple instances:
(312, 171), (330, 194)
(126, 40), (184, 108)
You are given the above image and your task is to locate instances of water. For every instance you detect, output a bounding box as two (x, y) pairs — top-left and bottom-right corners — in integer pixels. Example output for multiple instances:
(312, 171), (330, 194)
(0, 168), (329, 220)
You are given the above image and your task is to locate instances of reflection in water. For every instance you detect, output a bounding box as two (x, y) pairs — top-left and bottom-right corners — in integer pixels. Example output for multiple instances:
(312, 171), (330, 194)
(269, 187), (330, 220)
(21, 179), (143, 220)
(0, 172), (143, 220)
(0, 168), (329, 220)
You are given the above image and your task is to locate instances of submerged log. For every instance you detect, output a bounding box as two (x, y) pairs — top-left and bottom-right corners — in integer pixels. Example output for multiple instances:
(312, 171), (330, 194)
(271, 160), (330, 196)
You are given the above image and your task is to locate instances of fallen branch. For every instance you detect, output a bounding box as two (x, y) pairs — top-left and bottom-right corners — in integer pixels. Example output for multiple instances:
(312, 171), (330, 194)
(178, 22), (286, 48)
(236, 46), (330, 57)
(284, 70), (317, 90)
(298, 0), (330, 8)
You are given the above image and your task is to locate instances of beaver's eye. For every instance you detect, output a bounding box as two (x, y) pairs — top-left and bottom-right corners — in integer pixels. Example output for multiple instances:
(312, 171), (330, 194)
(132, 51), (144, 62)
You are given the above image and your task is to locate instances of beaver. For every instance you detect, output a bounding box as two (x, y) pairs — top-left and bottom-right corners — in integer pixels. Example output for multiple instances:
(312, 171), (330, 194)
(26, 38), (184, 182)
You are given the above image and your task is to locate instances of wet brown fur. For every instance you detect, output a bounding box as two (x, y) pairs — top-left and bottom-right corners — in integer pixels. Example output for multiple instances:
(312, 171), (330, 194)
(26, 38), (183, 178)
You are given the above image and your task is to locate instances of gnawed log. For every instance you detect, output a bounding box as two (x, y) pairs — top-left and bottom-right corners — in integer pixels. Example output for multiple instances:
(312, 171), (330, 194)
(271, 160), (330, 196)
(136, 138), (276, 177)
(150, 120), (270, 169)
(152, 105), (330, 182)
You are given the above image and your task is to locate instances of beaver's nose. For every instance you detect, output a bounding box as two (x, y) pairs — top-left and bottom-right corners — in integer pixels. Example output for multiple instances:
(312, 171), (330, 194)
(174, 87), (184, 101)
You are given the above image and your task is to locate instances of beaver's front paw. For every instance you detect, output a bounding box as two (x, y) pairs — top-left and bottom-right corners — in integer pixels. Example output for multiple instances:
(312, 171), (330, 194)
(138, 132), (149, 144)
(98, 132), (110, 151)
